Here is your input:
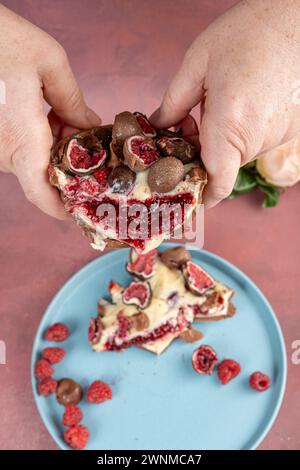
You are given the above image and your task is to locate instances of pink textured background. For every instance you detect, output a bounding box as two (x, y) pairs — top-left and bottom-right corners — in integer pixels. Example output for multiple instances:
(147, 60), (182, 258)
(0, 0), (299, 450)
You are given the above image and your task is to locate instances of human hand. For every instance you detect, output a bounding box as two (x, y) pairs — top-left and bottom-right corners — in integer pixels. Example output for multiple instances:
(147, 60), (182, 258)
(151, 0), (300, 208)
(0, 5), (101, 219)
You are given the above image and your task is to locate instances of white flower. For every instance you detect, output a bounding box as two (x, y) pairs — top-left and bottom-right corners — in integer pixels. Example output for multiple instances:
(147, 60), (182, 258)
(256, 135), (300, 187)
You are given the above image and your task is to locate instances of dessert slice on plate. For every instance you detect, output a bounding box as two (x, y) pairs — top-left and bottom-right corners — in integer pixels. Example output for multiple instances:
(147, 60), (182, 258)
(49, 112), (207, 254)
(88, 246), (236, 355)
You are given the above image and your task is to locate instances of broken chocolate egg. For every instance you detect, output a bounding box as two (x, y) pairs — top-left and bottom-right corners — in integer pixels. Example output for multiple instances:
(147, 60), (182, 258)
(107, 142), (122, 169)
(108, 165), (136, 194)
(147, 156), (184, 193)
(126, 249), (157, 279)
(123, 135), (160, 171)
(192, 345), (218, 375)
(134, 112), (157, 137)
(160, 246), (191, 269)
(122, 281), (151, 309)
(156, 136), (196, 163)
(183, 261), (215, 295)
(186, 166), (206, 182)
(63, 136), (106, 175)
(56, 378), (83, 406)
(112, 111), (143, 150)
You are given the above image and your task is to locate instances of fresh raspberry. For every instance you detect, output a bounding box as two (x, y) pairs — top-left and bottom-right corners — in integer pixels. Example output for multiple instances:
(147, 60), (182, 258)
(86, 380), (112, 404)
(44, 323), (69, 342)
(62, 404), (83, 427)
(64, 424), (89, 450)
(37, 377), (57, 396)
(93, 167), (110, 191)
(249, 371), (271, 392)
(42, 347), (65, 364)
(217, 359), (241, 384)
(34, 358), (54, 380)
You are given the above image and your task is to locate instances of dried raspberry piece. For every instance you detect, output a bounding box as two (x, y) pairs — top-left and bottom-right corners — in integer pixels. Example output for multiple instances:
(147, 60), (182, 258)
(42, 347), (65, 364)
(63, 424), (89, 450)
(63, 404), (83, 427)
(86, 380), (112, 404)
(37, 377), (57, 396)
(249, 371), (271, 392)
(93, 167), (110, 191)
(34, 358), (54, 380)
(192, 344), (218, 375)
(217, 359), (241, 384)
(44, 323), (69, 342)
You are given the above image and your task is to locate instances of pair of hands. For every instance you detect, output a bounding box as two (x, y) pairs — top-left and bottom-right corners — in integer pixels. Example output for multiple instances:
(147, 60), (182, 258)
(1, 0), (300, 219)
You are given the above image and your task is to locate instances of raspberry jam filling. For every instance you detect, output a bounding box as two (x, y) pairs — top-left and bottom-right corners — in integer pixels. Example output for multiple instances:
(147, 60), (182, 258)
(104, 310), (188, 351)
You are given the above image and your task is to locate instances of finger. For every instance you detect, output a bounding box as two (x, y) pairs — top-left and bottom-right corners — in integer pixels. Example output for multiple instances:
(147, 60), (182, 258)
(48, 109), (78, 144)
(200, 114), (241, 209)
(12, 117), (69, 220)
(150, 44), (208, 129)
(175, 114), (200, 148)
(42, 47), (102, 129)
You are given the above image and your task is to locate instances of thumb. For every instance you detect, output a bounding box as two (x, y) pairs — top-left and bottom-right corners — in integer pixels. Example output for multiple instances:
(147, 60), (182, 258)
(150, 42), (208, 129)
(42, 47), (101, 129)
(200, 113), (241, 209)
(12, 118), (69, 220)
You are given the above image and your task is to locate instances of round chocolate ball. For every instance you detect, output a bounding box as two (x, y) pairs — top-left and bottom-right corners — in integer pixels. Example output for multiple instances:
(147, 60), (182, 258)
(56, 378), (83, 406)
(108, 165), (136, 194)
(147, 157), (184, 193)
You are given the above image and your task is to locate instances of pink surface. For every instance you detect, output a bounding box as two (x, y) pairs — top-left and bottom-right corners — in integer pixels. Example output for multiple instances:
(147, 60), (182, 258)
(0, 0), (299, 450)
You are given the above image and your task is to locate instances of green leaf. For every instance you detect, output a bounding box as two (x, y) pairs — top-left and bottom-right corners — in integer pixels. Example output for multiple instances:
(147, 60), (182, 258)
(259, 185), (281, 208)
(228, 190), (238, 200)
(232, 168), (257, 194)
(255, 174), (272, 188)
(244, 160), (257, 170)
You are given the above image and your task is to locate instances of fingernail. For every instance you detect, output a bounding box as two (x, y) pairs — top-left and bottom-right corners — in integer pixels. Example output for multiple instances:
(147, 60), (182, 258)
(86, 108), (102, 127)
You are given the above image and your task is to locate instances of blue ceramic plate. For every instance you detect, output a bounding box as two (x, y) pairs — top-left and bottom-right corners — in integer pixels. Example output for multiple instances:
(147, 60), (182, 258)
(31, 244), (286, 450)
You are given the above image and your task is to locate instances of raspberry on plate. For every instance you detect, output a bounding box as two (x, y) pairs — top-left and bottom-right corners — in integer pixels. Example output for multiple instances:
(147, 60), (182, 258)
(63, 404), (83, 427)
(217, 359), (241, 384)
(34, 358), (54, 380)
(86, 380), (112, 404)
(42, 347), (65, 364)
(37, 377), (57, 396)
(63, 424), (89, 450)
(249, 371), (271, 391)
(44, 323), (69, 342)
